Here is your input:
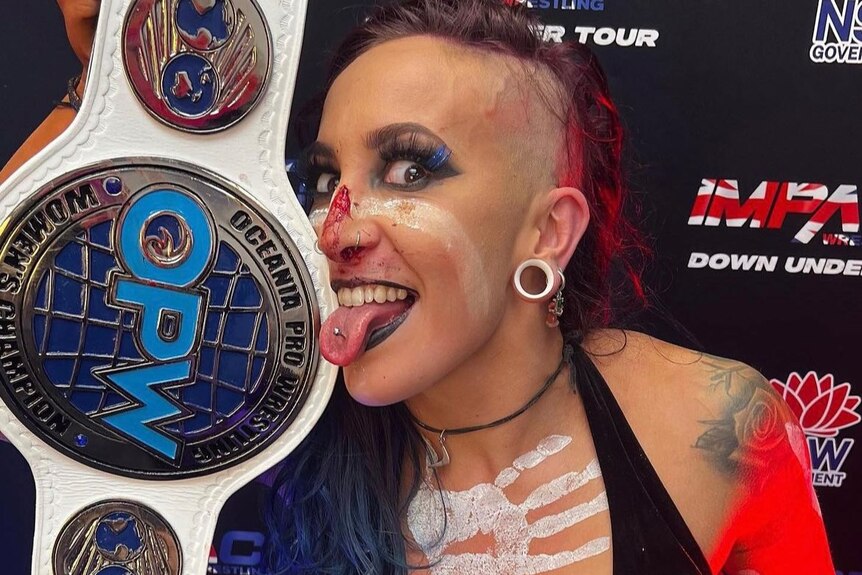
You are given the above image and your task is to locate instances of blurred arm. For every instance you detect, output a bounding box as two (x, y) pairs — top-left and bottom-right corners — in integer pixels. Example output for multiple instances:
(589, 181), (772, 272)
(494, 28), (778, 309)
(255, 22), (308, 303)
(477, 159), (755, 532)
(0, 104), (77, 185)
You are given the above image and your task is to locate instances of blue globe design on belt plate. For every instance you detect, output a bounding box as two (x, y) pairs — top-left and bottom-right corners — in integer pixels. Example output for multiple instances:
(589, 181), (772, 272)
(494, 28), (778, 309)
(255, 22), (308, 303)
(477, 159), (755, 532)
(176, 0), (233, 51)
(32, 219), (270, 439)
(95, 567), (134, 575)
(161, 53), (218, 117)
(95, 511), (144, 562)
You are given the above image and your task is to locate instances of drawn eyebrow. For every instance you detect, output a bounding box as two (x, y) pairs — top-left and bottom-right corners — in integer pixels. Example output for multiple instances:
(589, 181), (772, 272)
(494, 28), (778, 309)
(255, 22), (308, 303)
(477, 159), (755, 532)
(301, 124), (453, 170)
(364, 122), (447, 150)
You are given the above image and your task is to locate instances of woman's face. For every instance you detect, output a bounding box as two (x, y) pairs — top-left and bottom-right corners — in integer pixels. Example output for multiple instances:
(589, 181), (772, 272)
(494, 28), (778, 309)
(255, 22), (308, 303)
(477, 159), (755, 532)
(307, 36), (564, 406)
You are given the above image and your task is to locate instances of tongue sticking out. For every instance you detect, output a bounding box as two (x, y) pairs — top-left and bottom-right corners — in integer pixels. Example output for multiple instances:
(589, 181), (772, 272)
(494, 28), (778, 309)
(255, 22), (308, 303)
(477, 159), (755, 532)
(321, 300), (411, 366)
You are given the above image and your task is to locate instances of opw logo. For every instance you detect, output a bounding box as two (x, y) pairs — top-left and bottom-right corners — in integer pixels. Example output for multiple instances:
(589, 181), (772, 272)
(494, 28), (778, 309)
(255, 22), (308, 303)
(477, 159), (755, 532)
(0, 163), (318, 478)
(98, 189), (214, 461)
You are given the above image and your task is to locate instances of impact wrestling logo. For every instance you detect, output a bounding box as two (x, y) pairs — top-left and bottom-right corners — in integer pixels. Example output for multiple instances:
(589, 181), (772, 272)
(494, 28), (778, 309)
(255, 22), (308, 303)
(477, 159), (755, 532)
(688, 179), (860, 245)
(686, 179), (862, 276)
(772, 372), (861, 488)
(811, 0), (862, 64)
(0, 163), (318, 478)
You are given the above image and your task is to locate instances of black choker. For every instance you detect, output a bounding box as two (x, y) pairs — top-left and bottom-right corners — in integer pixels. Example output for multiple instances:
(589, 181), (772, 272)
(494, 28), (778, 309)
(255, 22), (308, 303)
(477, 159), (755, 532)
(410, 345), (574, 468)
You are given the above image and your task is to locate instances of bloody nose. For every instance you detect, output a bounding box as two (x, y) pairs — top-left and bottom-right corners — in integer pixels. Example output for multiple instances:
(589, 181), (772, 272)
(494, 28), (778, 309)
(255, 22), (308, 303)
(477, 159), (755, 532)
(320, 185), (364, 263)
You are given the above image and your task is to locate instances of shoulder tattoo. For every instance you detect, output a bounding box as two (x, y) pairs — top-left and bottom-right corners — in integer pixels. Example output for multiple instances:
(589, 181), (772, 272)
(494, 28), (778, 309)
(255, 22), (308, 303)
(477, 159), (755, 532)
(693, 354), (793, 479)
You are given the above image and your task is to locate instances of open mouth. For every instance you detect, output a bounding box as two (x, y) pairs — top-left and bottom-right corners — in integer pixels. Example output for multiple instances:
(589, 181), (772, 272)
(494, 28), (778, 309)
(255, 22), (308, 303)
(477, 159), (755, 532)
(335, 282), (412, 307)
(335, 282), (417, 352)
(320, 280), (417, 366)
(366, 303), (413, 352)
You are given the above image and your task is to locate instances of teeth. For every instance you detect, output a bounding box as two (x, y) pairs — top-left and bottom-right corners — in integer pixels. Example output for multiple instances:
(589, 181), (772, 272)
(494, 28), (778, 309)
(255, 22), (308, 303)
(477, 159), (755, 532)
(338, 290), (351, 306)
(373, 286), (386, 303)
(337, 284), (411, 307)
(351, 287), (364, 307)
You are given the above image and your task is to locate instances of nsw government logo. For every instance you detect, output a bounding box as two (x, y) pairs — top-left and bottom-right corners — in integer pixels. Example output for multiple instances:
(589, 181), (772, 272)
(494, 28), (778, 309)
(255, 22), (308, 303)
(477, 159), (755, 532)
(811, 0), (862, 64)
(0, 162), (318, 478)
(771, 372), (861, 488)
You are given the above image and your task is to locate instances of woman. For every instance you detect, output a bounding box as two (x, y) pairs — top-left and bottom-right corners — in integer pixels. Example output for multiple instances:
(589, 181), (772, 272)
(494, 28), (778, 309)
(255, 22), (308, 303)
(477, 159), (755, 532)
(3, 1), (834, 574)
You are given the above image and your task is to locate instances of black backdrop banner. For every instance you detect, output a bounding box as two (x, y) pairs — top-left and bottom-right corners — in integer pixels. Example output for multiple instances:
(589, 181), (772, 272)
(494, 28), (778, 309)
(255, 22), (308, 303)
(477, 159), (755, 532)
(1, 1), (860, 574)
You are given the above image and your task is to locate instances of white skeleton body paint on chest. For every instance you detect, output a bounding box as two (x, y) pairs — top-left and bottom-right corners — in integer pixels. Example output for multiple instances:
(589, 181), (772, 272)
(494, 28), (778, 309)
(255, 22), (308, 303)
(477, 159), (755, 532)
(407, 435), (611, 575)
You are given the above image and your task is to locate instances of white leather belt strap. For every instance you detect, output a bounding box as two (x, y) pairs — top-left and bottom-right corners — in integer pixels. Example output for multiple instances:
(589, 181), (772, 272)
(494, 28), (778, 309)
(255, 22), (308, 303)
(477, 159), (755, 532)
(0, 1), (335, 573)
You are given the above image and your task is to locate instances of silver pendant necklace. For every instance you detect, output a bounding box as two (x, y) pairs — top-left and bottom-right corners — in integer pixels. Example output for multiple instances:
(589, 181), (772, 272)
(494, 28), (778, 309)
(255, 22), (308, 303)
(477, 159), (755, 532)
(410, 345), (574, 468)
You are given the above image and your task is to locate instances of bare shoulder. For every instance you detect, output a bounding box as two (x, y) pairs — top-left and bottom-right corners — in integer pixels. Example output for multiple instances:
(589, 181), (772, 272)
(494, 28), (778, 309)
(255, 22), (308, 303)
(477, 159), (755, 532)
(581, 330), (819, 565)
(582, 328), (710, 413)
(584, 329), (801, 486)
(685, 351), (804, 485)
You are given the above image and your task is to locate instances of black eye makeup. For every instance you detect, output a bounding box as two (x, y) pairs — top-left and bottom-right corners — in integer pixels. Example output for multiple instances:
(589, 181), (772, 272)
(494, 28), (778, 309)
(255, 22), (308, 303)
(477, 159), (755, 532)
(368, 123), (459, 191)
(292, 123), (460, 212)
(375, 131), (457, 190)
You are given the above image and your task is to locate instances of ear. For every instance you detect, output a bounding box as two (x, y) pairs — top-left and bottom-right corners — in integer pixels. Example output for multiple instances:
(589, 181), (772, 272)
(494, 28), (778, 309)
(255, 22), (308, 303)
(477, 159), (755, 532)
(532, 186), (590, 270)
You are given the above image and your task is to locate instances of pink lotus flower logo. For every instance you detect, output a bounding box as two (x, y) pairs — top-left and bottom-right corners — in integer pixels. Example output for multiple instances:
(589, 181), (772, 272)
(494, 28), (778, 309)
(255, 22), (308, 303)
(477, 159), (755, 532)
(771, 372), (861, 438)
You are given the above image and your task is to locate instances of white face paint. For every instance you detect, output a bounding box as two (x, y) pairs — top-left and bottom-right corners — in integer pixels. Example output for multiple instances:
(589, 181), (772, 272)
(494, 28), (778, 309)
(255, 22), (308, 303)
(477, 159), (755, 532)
(353, 196), (492, 320)
(407, 435), (610, 575)
(353, 196), (425, 231)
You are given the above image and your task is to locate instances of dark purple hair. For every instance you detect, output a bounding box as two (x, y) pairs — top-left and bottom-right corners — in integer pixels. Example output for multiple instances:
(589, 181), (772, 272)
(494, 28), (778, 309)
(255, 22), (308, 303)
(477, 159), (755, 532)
(267, 1), (648, 573)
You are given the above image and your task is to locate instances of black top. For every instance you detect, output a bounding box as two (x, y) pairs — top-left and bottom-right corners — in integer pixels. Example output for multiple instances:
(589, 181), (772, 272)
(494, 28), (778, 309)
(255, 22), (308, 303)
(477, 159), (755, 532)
(571, 345), (714, 575)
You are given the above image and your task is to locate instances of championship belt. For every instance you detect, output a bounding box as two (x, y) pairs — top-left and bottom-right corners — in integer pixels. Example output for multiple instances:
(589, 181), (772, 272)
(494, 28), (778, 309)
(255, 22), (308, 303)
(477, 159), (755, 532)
(0, 1), (336, 573)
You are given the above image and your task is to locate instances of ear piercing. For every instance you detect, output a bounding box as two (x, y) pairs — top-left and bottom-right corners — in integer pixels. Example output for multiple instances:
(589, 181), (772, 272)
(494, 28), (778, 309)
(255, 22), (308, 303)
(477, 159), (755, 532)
(513, 259), (567, 328)
(547, 271), (566, 328)
(513, 259), (556, 301)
